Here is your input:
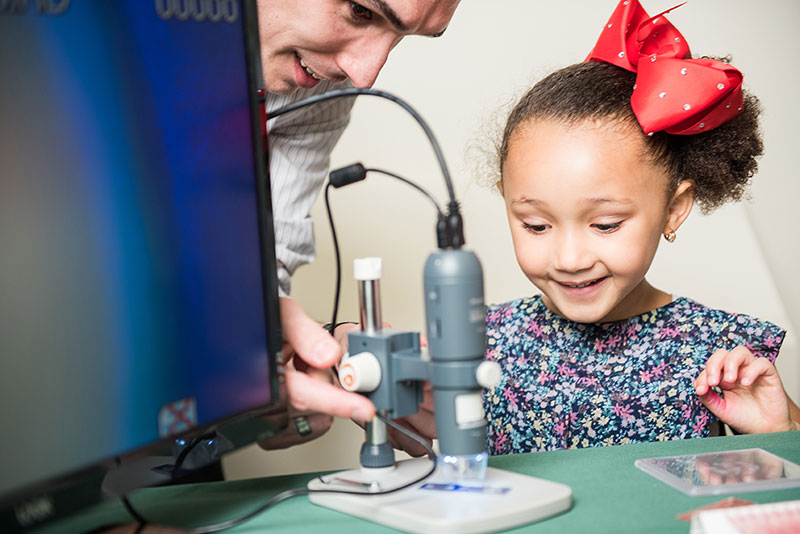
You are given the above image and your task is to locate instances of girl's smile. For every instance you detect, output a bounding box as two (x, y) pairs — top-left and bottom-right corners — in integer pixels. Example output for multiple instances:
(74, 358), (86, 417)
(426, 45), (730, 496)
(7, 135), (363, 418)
(555, 276), (609, 297)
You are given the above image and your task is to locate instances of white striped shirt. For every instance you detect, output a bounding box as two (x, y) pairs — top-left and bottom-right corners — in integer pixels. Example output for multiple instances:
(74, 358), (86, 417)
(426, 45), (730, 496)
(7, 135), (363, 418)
(265, 80), (355, 296)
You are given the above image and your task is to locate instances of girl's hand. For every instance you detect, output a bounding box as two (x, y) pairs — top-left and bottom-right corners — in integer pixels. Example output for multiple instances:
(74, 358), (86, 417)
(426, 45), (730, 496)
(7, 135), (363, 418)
(694, 346), (798, 434)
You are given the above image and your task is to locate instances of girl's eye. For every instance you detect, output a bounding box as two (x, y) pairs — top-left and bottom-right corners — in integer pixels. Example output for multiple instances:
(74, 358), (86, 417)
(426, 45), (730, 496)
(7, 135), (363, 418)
(349, 1), (374, 21)
(592, 221), (623, 233)
(522, 223), (548, 234)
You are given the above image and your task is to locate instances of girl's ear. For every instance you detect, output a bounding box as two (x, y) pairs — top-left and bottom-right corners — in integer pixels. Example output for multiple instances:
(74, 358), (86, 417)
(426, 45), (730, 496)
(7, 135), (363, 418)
(664, 180), (694, 235)
(496, 180), (504, 196)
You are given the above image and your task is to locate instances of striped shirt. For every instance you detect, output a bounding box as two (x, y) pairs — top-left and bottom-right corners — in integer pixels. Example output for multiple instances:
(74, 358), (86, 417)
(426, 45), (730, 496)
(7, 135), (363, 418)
(265, 80), (355, 296)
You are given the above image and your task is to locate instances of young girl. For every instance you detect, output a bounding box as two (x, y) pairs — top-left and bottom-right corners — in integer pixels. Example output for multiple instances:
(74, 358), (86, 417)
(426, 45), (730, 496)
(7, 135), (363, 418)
(484, 0), (800, 455)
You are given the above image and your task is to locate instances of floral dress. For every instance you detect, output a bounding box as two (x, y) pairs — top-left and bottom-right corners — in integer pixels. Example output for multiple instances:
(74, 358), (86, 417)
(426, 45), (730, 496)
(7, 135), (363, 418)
(484, 296), (785, 455)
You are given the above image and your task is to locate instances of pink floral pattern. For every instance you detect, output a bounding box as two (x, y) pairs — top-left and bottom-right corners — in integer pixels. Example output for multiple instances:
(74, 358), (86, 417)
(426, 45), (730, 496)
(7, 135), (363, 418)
(484, 296), (784, 455)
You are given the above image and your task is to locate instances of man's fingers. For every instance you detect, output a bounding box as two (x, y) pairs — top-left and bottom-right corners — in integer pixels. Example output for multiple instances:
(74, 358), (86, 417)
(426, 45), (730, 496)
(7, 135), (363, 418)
(285, 369), (375, 422)
(259, 408), (289, 433)
(402, 408), (437, 440)
(257, 413), (333, 450)
(419, 382), (434, 411)
(333, 322), (361, 354)
(280, 297), (340, 368)
(387, 419), (433, 457)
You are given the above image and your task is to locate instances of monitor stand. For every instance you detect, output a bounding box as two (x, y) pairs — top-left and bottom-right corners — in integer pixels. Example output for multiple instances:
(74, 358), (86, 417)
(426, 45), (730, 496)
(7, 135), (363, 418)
(308, 458), (572, 534)
(101, 455), (227, 497)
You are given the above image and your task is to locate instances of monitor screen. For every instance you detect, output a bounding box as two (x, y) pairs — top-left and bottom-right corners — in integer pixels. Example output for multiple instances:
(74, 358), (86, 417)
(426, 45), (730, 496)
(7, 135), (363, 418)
(0, 0), (280, 527)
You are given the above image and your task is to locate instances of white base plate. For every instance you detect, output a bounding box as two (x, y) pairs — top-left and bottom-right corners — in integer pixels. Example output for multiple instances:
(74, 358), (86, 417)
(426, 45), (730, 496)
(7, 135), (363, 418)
(308, 458), (572, 534)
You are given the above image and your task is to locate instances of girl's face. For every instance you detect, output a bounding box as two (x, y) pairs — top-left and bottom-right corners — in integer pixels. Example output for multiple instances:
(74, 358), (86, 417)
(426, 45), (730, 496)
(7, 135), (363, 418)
(501, 119), (689, 323)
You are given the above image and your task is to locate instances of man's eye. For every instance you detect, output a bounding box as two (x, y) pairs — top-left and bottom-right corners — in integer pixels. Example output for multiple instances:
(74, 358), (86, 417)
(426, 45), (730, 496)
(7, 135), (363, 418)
(349, 1), (373, 21)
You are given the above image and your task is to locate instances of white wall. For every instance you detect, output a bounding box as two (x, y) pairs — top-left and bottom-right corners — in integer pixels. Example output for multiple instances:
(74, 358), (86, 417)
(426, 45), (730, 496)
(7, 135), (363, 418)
(223, 0), (800, 480)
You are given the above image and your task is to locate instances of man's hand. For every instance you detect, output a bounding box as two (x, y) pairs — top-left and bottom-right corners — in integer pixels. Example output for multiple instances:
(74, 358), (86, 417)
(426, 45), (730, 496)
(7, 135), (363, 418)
(336, 324), (438, 457)
(694, 346), (799, 434)
(388, 382), (437, 457)
(330, 321), (360, 356)
(258, 298), (375, 450)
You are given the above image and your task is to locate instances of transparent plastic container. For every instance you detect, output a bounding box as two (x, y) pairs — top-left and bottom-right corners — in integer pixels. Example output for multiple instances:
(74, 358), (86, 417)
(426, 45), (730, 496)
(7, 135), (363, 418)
(437, 451), (489, 482)
(635, 448), (800, 496)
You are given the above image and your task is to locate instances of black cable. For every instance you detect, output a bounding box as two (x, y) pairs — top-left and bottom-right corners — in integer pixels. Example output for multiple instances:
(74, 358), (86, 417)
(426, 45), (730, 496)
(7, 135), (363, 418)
(171, 431), (217, 482)
(376, 412), (437, 462)
(120, 496), (148, 531)
(323, 182), (343, 339)
(111, 457), (149, 532)
(84, 522), (132, 534)
(311, 412), (437, 495)
(268, 88), (456, 205)
(324, 166), (443, 337)
(364, 168), (444, 219)
(104, 430), (219, 534)
(166, 486), (311, 534)
(115, 413), (437, 533)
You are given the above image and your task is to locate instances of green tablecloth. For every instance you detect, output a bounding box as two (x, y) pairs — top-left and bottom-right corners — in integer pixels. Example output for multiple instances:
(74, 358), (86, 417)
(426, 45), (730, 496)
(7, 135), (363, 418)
(35, 431), (800, 533)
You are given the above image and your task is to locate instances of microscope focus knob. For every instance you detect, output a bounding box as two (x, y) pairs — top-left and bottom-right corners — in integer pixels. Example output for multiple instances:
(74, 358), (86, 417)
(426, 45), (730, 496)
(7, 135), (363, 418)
(475, 360), (502, 389)
(338, 351), (382, 392)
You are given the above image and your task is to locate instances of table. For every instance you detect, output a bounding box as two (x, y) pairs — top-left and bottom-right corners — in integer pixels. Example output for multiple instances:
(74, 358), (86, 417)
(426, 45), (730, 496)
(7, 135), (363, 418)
(34, 431), (800, 533)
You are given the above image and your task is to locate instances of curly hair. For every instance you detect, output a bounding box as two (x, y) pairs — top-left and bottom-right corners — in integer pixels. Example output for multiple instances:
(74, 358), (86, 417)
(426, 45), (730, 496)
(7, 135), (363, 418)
(498, 61), (763, 213)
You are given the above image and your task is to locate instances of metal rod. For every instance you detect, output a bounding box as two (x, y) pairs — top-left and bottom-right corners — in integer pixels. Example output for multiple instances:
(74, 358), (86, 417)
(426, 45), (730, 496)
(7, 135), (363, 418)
(358, 279), (382, 334)
(366, 417), (389, 445)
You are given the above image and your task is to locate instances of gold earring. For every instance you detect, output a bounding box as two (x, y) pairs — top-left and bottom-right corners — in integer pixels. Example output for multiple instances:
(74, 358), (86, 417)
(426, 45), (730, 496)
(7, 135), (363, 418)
(663, 231), (676, 243)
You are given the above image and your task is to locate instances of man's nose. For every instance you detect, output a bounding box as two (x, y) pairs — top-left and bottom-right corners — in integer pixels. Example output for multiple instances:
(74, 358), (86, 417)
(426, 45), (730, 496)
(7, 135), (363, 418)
(336, 36), (396, 88)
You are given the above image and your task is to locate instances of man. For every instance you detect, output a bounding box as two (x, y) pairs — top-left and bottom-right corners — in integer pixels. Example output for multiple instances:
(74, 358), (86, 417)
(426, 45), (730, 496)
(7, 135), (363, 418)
(256, 0), (460, 446)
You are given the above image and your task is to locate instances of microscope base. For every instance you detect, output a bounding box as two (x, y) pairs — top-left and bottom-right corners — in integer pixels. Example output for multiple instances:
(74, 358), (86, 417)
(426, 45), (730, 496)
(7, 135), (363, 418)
(308, 458), (572, 534)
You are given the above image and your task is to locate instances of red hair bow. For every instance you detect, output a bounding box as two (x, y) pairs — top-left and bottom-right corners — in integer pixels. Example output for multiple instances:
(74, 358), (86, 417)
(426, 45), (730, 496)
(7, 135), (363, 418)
(586, 0), (743, 135)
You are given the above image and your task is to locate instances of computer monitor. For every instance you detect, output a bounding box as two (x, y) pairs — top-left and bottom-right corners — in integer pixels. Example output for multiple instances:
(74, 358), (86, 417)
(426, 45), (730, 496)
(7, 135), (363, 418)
(0, 0), (281, 530)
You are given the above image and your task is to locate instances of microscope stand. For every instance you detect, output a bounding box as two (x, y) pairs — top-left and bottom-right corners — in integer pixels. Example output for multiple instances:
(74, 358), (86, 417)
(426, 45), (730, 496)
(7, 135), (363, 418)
(308, 458), (572, 534)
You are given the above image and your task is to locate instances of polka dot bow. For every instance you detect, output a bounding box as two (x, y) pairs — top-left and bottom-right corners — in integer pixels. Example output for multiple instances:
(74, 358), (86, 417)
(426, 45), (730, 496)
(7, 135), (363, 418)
(586, 0), (743, 135)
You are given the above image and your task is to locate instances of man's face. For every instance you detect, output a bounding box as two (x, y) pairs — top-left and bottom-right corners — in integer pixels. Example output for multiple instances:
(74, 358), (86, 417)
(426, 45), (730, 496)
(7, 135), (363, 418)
(257, 0), (460, 94)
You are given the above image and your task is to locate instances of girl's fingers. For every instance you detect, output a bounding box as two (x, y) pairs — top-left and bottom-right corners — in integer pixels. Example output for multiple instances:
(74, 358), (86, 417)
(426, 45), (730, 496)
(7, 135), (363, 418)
(703, 349), (730, 387)
(737, 356), (775, 387)
(698, 346), (758, 391)
(694, 369), (710, 396)
(697, 387), (725, 419)
(720, 346), (752, 387)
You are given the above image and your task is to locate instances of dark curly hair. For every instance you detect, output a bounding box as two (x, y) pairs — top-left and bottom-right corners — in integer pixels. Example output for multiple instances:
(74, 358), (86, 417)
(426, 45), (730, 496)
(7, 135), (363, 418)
(499, 61), (763, 213)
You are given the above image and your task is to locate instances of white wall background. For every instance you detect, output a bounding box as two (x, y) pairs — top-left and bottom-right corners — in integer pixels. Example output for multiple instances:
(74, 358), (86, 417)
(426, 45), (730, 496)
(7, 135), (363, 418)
(224, 0), (800, 480)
